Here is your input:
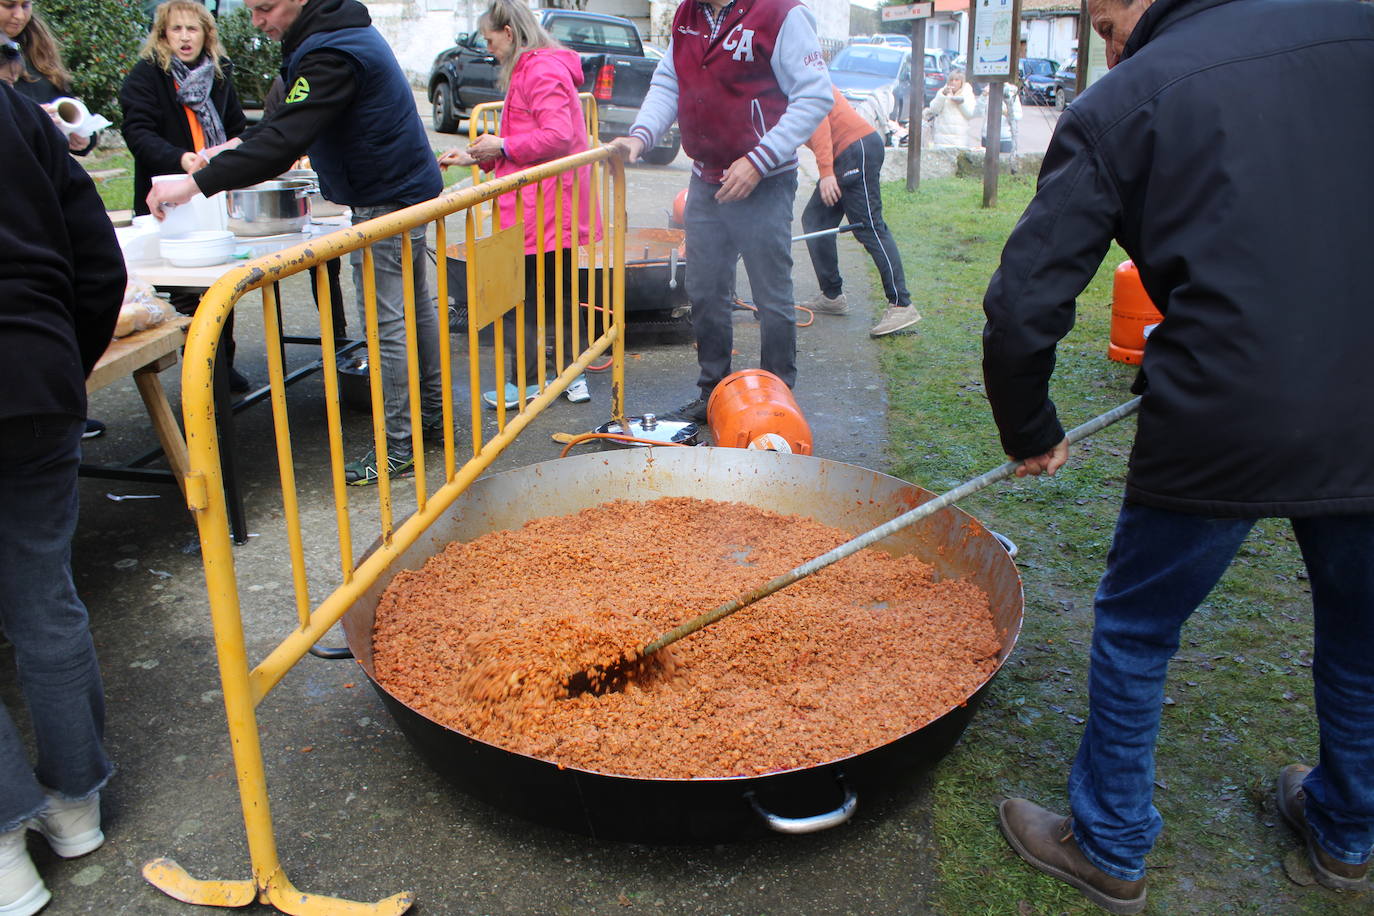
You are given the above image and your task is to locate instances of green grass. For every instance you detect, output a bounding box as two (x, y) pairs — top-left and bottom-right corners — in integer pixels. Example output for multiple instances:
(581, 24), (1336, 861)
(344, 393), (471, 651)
(874, 175), (1364, 915)
(84, 147), (136, 213)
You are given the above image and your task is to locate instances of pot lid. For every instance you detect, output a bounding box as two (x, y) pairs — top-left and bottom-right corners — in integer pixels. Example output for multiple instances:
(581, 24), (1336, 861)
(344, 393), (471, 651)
(595, 414), (700, 446)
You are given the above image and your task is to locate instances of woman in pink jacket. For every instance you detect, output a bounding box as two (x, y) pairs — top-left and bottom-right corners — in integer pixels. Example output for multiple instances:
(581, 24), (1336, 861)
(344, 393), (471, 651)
(441, 0), (600, 408)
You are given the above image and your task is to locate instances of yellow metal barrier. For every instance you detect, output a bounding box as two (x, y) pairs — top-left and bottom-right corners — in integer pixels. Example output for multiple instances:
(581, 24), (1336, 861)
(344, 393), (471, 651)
(143, 147), (627, 914)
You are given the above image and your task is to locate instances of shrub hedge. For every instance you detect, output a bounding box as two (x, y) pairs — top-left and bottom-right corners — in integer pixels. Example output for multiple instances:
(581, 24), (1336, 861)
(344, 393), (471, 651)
(42, 0), (146, 129)
(217, 7), (282, 109)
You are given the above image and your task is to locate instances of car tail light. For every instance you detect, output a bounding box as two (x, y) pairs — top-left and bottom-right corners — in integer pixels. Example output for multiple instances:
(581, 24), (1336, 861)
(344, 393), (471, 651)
(593, 64), (615, 100)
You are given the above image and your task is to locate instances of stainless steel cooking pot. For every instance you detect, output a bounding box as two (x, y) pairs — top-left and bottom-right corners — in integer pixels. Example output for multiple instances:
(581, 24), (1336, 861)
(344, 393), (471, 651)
(339, 447), (1024, 843)
(227, 179), (312, 236)
(279, 169), (348, 219)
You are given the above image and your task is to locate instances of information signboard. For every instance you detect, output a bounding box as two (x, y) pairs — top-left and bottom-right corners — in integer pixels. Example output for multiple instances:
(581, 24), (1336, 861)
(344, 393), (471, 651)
(970, 0), (1016, 79)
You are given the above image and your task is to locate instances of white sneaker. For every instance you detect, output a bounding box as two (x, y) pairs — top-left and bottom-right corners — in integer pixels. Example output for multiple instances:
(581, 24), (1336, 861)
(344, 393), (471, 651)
(31, 790), (103, 859)
(0, 827), (49, 916)
(870, 305), (923, 337)
(803, 292), (849, 315)
(564, 375), (590, 403)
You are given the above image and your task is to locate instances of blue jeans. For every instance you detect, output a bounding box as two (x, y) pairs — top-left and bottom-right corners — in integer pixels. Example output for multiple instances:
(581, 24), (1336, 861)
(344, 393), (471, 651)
(351, 204), (443, 457)
(684, 170), (798, 396)
(0, 415), (112, 832)
(1069, 502), (1374, 880)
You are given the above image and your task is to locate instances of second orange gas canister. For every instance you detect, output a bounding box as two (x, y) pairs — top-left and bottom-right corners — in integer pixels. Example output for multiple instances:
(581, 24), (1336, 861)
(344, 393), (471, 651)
(1108, 259), (1164, 365)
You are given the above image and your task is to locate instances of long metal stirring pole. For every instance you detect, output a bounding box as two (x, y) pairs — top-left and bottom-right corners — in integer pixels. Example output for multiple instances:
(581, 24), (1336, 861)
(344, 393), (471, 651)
(640, 397), (1142, 657)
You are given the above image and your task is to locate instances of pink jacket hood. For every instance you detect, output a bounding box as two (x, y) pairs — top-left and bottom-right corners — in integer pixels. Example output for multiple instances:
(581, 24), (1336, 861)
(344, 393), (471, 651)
(484, 45), (601, 254)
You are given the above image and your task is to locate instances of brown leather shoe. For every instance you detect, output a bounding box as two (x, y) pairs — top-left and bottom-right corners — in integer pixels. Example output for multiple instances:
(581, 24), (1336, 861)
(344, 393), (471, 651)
(1277, 764), (1371, 890)
(998, 798), (1147, 915)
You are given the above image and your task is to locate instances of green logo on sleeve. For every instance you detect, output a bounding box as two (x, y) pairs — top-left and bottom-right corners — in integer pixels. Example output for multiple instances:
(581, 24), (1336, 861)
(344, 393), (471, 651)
(285, 77), (310, 104)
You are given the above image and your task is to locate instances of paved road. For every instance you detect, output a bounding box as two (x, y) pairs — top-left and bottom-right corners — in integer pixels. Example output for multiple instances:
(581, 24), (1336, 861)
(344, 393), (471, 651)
(9, 94), (948, 914)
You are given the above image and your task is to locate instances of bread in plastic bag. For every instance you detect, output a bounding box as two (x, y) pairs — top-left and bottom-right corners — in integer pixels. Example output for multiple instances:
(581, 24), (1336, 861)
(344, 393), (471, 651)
(114, 275), (176, 338)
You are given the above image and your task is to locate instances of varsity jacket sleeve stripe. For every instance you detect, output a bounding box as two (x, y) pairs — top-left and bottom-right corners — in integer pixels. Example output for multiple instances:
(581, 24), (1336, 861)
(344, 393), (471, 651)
(747, 5), (831, 176)
(630, 42), (680, 151)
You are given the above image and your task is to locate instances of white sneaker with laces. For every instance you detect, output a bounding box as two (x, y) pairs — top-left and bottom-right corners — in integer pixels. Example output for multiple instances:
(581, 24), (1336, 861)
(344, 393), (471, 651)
(0, 827), (49, 916)
(870, 305), (923, 337)
(564, 375), (590, 403)
(31, 790), (103, 859)
(804, 292), (849, 315)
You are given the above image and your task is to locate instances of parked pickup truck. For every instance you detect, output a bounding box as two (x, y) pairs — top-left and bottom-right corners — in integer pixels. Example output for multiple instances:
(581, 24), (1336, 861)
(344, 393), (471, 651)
(428, 8), (681, 165)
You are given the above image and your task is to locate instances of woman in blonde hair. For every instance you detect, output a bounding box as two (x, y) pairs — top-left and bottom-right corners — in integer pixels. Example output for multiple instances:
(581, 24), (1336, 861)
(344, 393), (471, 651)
(0, 0), (97, 154)
(440, 0), (601, 408)
(120, 0), (245, 218)
(119, 0), (250, 390)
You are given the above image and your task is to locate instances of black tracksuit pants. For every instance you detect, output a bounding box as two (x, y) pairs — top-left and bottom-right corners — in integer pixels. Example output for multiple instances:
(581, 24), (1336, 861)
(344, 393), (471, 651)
(801, 131), (910, 308)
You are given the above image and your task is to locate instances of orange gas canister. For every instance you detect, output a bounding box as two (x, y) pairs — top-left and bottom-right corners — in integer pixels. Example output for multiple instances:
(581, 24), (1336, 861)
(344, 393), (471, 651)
(706, 369), (813, 455)
(670, 189), (688, 229)
(1108, 259), (1164, 365)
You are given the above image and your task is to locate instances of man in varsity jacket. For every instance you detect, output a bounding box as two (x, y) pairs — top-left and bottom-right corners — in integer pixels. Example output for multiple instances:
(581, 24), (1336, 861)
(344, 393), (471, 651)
(611, 0), (831, 424)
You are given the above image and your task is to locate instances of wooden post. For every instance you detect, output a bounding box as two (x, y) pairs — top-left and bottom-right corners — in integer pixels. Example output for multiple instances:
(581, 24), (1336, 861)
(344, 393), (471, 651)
(1077, 1), (1093, 98)
(907, 19), (925, 191)
(982, 79), (1004, 207)
(882, 3), (934, 192)
(967, 0), (1021, 207)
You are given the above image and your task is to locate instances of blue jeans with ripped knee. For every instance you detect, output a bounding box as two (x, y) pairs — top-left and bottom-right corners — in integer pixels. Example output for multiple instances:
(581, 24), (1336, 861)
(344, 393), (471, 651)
(0, 415), (112, 831)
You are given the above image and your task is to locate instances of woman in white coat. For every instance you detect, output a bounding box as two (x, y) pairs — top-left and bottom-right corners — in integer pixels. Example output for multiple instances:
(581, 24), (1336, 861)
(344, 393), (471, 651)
(925, 67), (976, 148)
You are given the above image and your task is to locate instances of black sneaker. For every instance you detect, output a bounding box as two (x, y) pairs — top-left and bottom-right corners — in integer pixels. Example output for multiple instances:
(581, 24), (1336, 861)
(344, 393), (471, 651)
(344, 449), (414, 487)
(669, 396), (709, 425)
(82, 418), (106, 440)
(228, 368), (252, 394)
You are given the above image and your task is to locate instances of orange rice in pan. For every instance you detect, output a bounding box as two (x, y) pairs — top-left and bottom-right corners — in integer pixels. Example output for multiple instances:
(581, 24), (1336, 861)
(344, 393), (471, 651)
(373, 497), (1001, 779)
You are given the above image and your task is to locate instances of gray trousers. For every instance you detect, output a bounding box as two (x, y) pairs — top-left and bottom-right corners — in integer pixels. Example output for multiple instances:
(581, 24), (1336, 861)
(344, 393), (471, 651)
(350, 204), (444, 457)
(684, 170), (799, 396)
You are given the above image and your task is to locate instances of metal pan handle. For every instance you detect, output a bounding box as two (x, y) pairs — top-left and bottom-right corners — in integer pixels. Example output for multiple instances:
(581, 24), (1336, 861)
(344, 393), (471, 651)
(744, 779), (857, 835)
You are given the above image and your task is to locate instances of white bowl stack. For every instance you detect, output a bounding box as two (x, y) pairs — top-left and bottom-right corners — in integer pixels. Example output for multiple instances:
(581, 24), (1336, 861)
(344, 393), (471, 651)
(160, 230), (236, 268)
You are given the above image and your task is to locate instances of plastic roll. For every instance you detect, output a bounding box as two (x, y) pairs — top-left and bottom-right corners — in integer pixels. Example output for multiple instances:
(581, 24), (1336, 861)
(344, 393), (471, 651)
(49, 96), (111, 138)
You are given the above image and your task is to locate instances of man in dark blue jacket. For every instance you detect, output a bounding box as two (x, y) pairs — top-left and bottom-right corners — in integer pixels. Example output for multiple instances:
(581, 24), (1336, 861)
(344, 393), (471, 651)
(0, 82), (124, 915)
(982, 0), (1374, 911)
(147, 0), (445, 486)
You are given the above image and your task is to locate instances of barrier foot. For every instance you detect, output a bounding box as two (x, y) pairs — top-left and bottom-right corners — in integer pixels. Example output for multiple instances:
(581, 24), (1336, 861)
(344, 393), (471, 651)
(264, 874), (414, 916)
(142, 858), (256, 907)
(143, 858), (414, 914)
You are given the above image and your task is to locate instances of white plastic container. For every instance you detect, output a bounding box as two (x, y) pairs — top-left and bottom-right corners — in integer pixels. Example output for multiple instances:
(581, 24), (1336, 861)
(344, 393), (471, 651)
(152, 174), (228, 239)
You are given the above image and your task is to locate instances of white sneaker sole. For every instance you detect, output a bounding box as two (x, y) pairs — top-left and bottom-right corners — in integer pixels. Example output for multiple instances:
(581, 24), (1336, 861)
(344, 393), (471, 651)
(0, 881), (50, 916)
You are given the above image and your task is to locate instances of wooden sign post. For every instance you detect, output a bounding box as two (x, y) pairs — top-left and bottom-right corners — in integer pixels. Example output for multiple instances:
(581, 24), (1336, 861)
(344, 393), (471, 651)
(882, 2), (934, 191)
(967, 0), (1022, 206)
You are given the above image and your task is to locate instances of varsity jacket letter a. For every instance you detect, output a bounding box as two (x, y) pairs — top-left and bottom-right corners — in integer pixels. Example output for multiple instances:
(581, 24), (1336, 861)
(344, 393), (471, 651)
(723, 26), (755, 62)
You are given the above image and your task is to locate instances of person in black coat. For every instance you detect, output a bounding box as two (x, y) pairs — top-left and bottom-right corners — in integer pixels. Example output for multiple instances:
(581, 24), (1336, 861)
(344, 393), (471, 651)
(0, 79), (124, 915)
(120, 0), (250, 391)
(983, 0), (1374, 912)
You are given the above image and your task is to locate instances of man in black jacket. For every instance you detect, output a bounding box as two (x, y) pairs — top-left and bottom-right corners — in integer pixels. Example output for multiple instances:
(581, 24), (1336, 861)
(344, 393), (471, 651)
(982, 0), (1374, 911)
(0, 81), (124, 914)
(147, 0), (446, 486)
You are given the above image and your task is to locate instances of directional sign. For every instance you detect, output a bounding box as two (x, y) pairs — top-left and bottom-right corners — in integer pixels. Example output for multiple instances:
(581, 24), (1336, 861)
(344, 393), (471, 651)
(882, 3), (934, 21)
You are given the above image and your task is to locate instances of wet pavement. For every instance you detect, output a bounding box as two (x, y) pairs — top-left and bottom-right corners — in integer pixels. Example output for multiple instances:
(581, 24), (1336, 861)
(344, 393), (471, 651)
(3, 125), (960, 915)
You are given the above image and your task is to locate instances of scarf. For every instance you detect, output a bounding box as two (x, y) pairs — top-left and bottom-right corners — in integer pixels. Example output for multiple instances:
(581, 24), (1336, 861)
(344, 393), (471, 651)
(171, 55), (226, 149)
